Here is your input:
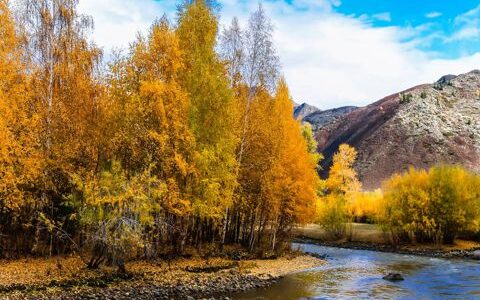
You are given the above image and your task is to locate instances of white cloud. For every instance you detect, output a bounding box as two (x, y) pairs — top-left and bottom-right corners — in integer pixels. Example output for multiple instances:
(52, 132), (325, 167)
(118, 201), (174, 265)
(77, 1), (480, 109)
(372, 12), (391, 22)
(425, 11), (442, 19)
(448, 5), (480, 42)
(77, 0), (176, 52)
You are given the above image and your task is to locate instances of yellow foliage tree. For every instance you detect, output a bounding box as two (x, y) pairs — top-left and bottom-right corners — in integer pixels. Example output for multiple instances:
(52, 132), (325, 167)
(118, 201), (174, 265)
(326, 144), (361, 195)
(104, 17), (198, 253)
(378, 165), (480, 245)
(347, 190), (383, 223)
(234, 80), (319, 250)
(0, 0), (43, 254)
(317, 144), (361, 240)
(176, 1), (239, 221)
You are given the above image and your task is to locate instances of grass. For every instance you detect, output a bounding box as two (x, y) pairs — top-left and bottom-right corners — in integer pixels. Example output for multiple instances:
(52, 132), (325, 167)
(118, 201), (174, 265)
(294, 223), (480, 252)
(294, 223), (386, 243)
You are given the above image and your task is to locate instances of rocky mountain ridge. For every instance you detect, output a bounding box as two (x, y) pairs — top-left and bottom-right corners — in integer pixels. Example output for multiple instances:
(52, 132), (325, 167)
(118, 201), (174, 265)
(299, 70), (480, 189)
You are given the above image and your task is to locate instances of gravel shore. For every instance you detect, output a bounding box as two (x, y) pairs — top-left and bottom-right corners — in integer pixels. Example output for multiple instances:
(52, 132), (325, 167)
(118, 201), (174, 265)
(1, 255), (323, 300)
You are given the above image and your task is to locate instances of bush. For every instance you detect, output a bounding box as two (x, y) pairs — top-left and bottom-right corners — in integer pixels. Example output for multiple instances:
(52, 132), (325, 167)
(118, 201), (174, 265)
(378, 165), (480, 245)
(316, 194), (350, 240)
(347, 190), (383, 223)
(399, 93), (413, 104)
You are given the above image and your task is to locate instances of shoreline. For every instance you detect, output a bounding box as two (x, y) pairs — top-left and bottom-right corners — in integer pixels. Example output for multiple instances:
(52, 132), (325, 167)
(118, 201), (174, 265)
(0, 254), (324, 299)
(294, 237), (480, 260)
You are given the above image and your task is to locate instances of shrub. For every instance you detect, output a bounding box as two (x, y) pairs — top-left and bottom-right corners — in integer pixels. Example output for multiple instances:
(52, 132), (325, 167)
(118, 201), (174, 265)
(347, 190), (383, 223)
(316, 194), (350, 240)
(399, 93), (413, 104)
(378, 165), (480, 245)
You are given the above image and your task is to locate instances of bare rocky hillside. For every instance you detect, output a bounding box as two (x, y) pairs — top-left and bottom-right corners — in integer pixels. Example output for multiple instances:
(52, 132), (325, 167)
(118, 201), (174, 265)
(304, 70), (480, 189)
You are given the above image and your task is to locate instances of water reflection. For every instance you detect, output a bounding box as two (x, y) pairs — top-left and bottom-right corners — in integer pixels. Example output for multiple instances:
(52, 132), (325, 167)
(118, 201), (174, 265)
(233, 243), (480, 300)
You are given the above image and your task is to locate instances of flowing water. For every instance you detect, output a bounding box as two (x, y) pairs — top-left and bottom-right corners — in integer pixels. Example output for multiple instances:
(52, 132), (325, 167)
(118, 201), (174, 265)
(233, 243), (480, 299)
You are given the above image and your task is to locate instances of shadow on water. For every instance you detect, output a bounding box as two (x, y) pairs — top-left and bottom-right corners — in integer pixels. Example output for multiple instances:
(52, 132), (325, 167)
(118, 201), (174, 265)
(232, 243), (480, 300)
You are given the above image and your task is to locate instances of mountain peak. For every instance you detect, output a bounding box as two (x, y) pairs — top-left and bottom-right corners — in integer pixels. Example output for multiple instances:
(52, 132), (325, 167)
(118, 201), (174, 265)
(293, 102), (320, 120)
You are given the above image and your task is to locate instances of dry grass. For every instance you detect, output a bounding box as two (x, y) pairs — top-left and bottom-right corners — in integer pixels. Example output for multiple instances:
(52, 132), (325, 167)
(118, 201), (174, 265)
(0, 256), (100, 288)
(294, 223), (480, 251)
(294, 223), (386, 243)
(0, 253), (324, 295)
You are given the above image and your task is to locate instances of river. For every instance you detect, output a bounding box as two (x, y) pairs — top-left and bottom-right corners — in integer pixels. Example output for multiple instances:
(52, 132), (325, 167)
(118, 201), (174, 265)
(233, 243), (480, 299)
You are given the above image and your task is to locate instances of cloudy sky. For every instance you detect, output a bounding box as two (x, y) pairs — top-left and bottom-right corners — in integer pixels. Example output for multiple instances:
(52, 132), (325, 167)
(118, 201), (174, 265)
(77, 0), (480, 109)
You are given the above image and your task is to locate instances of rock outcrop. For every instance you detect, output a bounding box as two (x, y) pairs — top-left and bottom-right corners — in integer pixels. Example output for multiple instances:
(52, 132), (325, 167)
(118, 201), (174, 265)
(303, 106), (358, 130)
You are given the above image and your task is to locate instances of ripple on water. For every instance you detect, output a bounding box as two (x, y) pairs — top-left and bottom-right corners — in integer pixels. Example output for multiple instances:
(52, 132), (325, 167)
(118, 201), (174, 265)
(232, 243), (480, 300)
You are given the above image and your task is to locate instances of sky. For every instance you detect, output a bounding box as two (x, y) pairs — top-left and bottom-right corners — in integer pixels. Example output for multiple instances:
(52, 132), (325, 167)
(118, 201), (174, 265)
(77, 0), (480, 109)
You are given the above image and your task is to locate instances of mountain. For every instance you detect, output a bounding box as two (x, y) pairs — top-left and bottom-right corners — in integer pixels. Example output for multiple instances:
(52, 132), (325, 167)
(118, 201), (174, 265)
(294, 102), (320, 120)
(303, 106), (358, 130)
(312, 70), (480, 190)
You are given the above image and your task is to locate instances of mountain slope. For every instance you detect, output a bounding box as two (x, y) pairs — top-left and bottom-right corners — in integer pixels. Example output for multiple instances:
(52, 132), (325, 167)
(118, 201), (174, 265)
(303, 106), (358, 130)
(294, 102), (320, 120)
(315, 70), (480, 189)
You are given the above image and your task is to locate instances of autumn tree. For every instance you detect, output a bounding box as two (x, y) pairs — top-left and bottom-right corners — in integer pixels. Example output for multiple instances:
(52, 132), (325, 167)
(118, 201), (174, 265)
(176, 0), (238, 237)
(220, 4), (280, 164)
(106, 17), (196, 253)
(17, 0), (105, 255)
(317, 144), (360, 240)
(301, 123), (323, 166)
(427, 165), (480, 244)
(0, 0), (42, 254)
(378, 165), (480, 245)
(326, 144), (361, 195)
(264, 80), (319, 250)
(78, 161), (162, 272)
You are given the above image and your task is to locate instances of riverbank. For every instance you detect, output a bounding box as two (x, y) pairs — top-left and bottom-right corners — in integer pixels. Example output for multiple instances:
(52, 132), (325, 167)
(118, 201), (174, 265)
(294, 223), (480, 259)
(0, 254), (323, 299)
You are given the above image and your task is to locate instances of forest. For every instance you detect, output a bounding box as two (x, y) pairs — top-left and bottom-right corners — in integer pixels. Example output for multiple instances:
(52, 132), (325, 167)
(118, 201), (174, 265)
(0, 0), (320, 271)
(1, 0), (480, 281)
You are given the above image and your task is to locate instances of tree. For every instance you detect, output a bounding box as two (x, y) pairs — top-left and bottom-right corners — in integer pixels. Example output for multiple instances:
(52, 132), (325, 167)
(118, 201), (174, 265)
(223, 79), (320, 252)
(229, 4), (280, 164)
(0, 0), (43, 254)
(301, 123), (323, 166)
(427, 165), (480, 244)
(176, 0), (238, 225)
(79, 161), (161, 272)
(219, 17), (244, 87)
(326, 144), (361, 195)
(317, 144), (360, 240)
(106, 17), (196, 253)
(378, 165), (480, 245)
(242, 4), (280, 93)
(18, 0), (105, 253)
(265, 80), (319, 249)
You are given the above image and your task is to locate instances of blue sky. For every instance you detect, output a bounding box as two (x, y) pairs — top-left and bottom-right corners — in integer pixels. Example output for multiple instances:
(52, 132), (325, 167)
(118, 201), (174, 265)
(77, 0), (480, 109)
(336, 0), (480, 59)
